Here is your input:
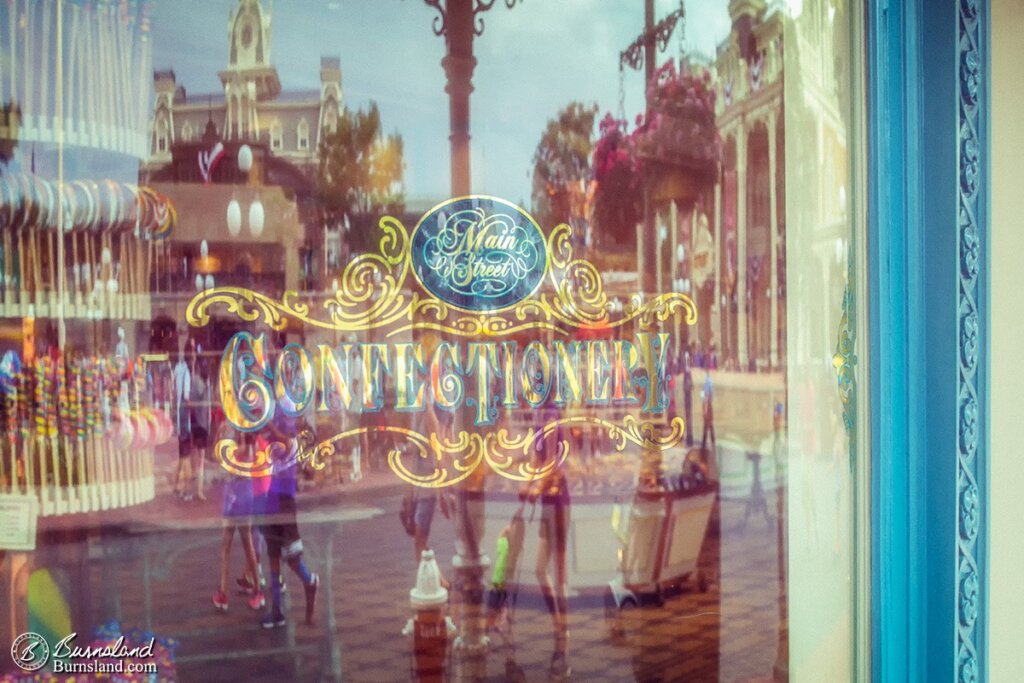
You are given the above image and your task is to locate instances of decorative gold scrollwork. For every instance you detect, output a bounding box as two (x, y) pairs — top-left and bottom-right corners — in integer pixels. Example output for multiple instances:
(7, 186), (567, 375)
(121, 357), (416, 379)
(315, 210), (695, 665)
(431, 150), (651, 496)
(187, 215), (697, 337)
(187, 215), (415, 332)
(214, 416), (685, 488)
(214, 437), (274, 478)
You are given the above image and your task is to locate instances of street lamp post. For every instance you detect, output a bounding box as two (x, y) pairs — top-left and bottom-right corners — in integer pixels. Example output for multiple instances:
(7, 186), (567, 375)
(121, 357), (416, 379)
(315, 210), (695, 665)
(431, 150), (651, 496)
(421, 0), (520, 196)
(417, 3), (520, 678)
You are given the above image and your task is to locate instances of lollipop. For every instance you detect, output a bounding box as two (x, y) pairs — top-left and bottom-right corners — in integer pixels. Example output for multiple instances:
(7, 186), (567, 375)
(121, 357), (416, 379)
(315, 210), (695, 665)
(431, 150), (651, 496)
(34, 356), (59, 438)
(136, 186), (156, 238)
(130, 408), (155, 449)
(82, 358), (99, 435)
(112, 415), (134, 451)
(121, 181), (139, 231)
(70, 361), (86, 440)
(132, 354), (147, 412)
(102, 179), (130, 234)
(0, 350), (22, 396)
(31, 174), (54, 230)
(15, 363), (29, 442)
(149, 188), (176, 240)
(57, 355), (73, 438)
(0, 172), (14, 229)
(0, 352), (20, 448)
(68, 180), (91, 231)
(11, 174), (31, 232)
(153, 408), (173, 445)
(83, 179), (100, 231)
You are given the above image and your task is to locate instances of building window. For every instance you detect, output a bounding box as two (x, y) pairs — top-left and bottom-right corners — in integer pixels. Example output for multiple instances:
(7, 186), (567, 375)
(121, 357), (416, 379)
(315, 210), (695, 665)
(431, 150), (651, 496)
(271, 122), (282, 151)
(181, 120), (194, 141)
(297, 119), (309, 150)
(322, 100), (339, 135)
(155, 116), (168, 153)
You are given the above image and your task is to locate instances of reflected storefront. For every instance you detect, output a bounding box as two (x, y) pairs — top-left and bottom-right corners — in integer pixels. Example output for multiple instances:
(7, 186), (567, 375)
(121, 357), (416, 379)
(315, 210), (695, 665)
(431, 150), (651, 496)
(0, 0), (897, 681)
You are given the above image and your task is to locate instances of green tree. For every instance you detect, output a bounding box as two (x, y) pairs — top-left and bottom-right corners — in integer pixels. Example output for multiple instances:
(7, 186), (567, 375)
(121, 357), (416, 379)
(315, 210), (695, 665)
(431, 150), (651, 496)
(316, 102), (405, 227)
(530, 101), (598, 229)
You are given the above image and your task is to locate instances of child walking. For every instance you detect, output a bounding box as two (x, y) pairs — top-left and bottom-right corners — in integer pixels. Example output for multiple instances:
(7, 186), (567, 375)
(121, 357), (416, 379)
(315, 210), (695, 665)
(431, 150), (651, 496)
(212, 435), (265, 612)
(256, 410), (319, 628)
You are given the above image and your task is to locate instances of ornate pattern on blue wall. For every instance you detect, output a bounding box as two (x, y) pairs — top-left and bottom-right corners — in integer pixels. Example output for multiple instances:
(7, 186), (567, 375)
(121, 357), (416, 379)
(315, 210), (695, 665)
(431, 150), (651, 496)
(956, 0), (985, 679)
(833, 252), (856, 471)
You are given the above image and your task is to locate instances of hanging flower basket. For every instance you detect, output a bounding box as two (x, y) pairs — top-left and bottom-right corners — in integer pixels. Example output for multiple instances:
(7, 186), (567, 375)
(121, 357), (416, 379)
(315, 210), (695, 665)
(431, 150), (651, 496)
(635, 61), (722, 185)
(591, 113), (644, 245)
(591, 60), (721, 239)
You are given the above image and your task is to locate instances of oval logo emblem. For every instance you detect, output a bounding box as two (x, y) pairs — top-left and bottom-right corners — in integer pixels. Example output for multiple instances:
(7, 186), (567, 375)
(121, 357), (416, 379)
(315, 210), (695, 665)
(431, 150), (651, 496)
(411, 196), (547, 312)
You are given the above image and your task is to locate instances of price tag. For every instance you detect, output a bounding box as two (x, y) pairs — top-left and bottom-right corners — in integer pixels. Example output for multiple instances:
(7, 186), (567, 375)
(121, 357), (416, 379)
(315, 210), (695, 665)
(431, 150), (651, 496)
(0, 494), (38, 551)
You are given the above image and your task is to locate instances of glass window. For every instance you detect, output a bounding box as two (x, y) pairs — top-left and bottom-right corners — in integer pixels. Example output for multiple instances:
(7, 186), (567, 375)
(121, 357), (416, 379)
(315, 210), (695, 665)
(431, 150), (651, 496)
(270, 121), (283, 151)
(0, 1), (866, 680)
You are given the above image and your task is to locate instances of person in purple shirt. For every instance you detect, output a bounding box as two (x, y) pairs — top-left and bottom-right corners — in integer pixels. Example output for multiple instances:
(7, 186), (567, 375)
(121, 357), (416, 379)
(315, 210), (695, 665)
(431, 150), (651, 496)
(256, 409), (319, 629)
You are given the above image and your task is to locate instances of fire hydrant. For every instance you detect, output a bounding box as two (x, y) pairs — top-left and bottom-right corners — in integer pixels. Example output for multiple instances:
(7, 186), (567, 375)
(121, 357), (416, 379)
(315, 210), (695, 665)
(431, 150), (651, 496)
(402, 550), (456, 682)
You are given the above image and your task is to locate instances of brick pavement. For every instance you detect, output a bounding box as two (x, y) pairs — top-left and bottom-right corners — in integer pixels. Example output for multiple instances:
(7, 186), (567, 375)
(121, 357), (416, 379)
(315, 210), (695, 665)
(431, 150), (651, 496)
(15, 429), (796, 682)
(59, 466), (788, 682)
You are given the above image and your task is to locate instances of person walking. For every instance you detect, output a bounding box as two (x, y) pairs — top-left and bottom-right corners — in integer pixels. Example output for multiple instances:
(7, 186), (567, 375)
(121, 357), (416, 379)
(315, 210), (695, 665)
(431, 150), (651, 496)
(172, 345), (193, 499)
(212, 434), (265, 612)
(257, 408), (320, 628)
(403, 398), (451, 587)
(701, 371), (716, 450)
(190, 355), (211, 501)
(521, 403), (572, 679)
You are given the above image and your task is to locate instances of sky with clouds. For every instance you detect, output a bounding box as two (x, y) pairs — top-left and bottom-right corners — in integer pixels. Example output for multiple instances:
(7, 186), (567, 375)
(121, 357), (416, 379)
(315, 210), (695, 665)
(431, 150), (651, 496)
(151, 0), (732, 207)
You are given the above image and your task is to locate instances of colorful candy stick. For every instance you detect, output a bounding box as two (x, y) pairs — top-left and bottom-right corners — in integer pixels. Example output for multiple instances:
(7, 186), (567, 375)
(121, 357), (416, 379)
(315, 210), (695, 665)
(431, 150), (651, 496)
(47, 231), (56, 307)
(46, 359), (63, 511)
(24, 431), (34, 497)
(106, 361), (122, 507)
(7, 377), (19, 494)
(17, 228), (26, 307)
(97, 360), (111, 508)
(71, 231), (82, 307)
(118, 233), (129, 317)
(81, 359), (98, 509)
(29, 226), (41, 307)
(1, 229), (10, 309)
(83, 231), (94, 311)
(73, 364), (90, 509)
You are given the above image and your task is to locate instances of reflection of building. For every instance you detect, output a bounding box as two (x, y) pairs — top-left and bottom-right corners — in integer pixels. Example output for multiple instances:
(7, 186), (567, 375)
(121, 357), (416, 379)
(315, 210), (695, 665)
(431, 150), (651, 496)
(144, 0), (343, 328)
(146, 0), (342, 175)
(713, 0), (785, 372)
(675, 0), (846, 373)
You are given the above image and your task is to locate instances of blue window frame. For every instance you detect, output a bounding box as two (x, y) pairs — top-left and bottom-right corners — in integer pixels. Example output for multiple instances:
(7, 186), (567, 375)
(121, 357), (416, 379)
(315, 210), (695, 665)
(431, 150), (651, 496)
(869, 0), (988, 680)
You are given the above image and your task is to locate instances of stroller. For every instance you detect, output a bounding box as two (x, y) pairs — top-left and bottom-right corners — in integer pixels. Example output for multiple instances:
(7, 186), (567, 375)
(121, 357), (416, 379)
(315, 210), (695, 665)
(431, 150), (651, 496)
(605, 450), (716, 637)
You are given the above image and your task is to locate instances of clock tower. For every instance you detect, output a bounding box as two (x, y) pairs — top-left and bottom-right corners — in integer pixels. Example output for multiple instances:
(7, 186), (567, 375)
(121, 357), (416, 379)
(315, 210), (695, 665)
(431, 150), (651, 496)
(219, 0), (281, 140)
